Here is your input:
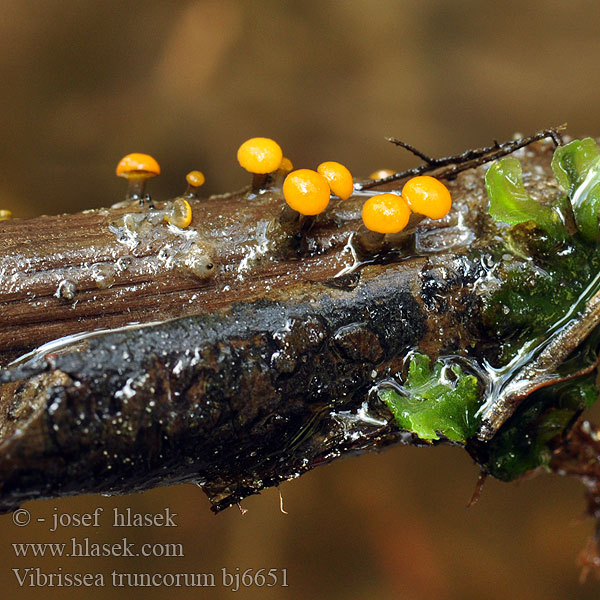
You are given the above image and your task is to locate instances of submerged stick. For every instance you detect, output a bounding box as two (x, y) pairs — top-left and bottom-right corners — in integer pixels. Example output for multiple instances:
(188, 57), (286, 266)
(0, 132), (598, 523)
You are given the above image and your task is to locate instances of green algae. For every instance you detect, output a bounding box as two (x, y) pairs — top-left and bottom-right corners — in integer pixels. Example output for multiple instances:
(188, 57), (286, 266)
(552, 137), (600, 242)
(485, 157), (565, 239)
(379, 354), (481, 443)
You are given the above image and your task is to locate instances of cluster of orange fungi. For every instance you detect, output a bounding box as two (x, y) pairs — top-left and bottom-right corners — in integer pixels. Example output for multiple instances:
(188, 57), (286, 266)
(114, 138), (452, 238)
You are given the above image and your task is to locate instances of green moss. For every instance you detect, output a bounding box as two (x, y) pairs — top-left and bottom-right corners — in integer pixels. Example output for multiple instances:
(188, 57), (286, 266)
(483, 375), (598, 481)
(482, 144), (600, 362)
(483, 233), (600, 364)
(478, 139), (600, 479)
(379, 354), (481, 443)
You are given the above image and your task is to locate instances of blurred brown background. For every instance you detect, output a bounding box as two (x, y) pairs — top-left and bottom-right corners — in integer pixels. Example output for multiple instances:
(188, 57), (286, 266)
(1, 0), (600, 597)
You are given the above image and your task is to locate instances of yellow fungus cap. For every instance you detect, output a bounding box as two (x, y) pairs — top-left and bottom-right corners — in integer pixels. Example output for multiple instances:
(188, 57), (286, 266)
(0, 209), (12, 221)
(279, 157), (294, 173)
(362, 193), (411, 234)
(237, 137), (283, 174)
(317, 161), (354, 201)
(186, 170), (206, 187)
(116, 153), (160, 178)
(368, 169), (396, 180)
(165, 198), (193, 229)
(283, 169), (331, 216)
(401, 176), (451, 220)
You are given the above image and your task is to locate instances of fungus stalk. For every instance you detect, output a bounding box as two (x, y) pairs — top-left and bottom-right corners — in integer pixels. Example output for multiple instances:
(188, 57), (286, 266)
(354, 225), (388, 254)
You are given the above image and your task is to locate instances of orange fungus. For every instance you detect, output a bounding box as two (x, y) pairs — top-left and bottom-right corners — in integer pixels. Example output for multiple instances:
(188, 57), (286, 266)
(279, 157), (294, 173)
(362, 193), (411, 234)
(116, 153), (160, 179)
(401, 175), (452, 220)
(186, 170), (206, 187)
(317, 161), (354, 201)
(368, 168), (395, 180)
(283, 169), (331, 216)
(165, 198), (193, 228)
(237, 137), (283, 174)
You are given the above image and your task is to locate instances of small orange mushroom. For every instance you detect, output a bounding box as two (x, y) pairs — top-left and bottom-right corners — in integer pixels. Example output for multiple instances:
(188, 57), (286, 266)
(185, 170), (206, 198)
(401, 175), (452, 220)
(283, 169), (330, 216)
(237, 137), (283, 191)
(362, 193), (411, 234)
(0, 209), (12, 221)
(165, 198), (193, 229)
(279, 168), (331, 233)
(273, 157), (295, 188)
(116, 153), (160, 204)
(357, 193), (411, 254)
(279, 157), (294, 173)
(317, 161), (354, 201)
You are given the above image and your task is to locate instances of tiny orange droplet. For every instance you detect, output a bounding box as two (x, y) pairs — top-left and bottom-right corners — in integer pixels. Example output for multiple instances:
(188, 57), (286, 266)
(165, 198), (193, 228)
(368, 169), (396, 180)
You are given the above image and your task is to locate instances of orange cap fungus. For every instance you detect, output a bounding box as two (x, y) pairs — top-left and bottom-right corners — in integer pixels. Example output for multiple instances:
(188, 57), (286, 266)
(362, 193), (411, 234)
(165, 198), (193, 229)
(0, 209), (12, 221)
(283, 169), (331, 216)
(186, 170), (206, 187)
(368, 168), (396, 180)
(317, 161), (354, 201)
(279, 157), (294, 173)
(116, 153), (160, 179)
(237, 137), (283, 174)
(401, 176), (451, 220)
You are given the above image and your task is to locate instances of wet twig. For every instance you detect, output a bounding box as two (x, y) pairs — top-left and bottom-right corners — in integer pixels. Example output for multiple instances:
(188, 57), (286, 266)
(359, 125), (567, 190)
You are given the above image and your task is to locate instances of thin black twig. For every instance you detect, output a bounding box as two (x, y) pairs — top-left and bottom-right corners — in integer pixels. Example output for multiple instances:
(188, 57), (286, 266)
(386, 136), (502, 168)
(359, 124), (567, 190)
(385, 138), (436, 164)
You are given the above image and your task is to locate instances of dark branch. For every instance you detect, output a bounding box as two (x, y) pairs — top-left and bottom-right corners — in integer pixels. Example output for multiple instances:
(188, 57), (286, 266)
(360, 125), (567, 190)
